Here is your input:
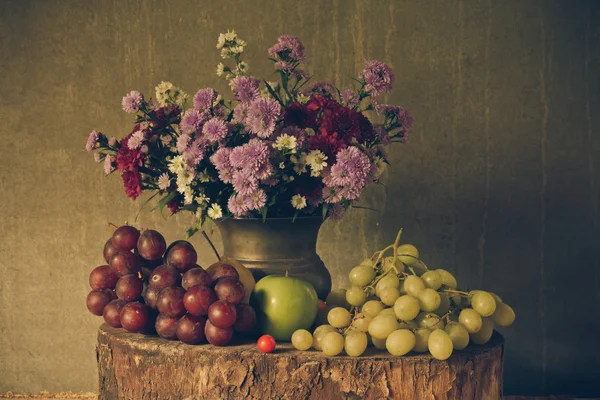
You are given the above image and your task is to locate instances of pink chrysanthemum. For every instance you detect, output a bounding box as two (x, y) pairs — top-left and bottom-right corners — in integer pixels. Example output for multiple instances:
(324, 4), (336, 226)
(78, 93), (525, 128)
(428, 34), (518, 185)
(121, 90), (143, 113)
(359, 60), (395, 97)
(180, 109), (205, 135)
(86, 130), (100, 152)
(233, 103), (250, 124)
(193, 88), (217, 110)
(176, 133), (191, 153)
(232, 169), (258, 196)
(244, 189), (267, 210)
(227, 193), (249, 217)
(230, 76), (260, 103)
(202, 118), (229, 142)
(245, 97), (281, 138)
(183, 138), (208, 167)
(268, 35), (306, 62)
(104, 155), (114, 174)
(341, 89), (360, 109)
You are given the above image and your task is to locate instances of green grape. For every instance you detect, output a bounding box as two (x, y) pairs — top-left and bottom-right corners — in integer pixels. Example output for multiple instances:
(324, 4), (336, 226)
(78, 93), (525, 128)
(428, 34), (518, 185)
(404, 275), (425, 297)
(459, 308), (483, 333)
(416, 312), (445, 330)
(321, 331), (345, 356)
(413, 328), (431, 352)
(375, 274), (400, 297)
(491, 303), (515, 327)
(421, 271), (442, 290)
(470, 317), (494, 344)
(383, 256), (405, 273)
(312, 324), (336, 350)
(346, 285), (367, 306)
(428, 329), (454, 360)
(394, 295), (420, 321)
(344, 331), (368, 357)
(490, 292), (503, 304)
(450, 293), (462, 306)
(362, 300), (385, 318)
(326, 289), (349, 308)
(386, 329), (416, 356)
(368, 314), (400, 340)
(379, 287), (401, 306)
(352, 313), (372, 332)
(328, 307), (352, 328)
(360, 258), (375, 267)
(372, 336), (387, 349)
(417, 288), (441, 312)
(445, 322), (470, 350)
(397, 244), (419, 266)
(434, 293), (451, 316)
(291, 329), (313, 351)
(349, 265), (376, 287)
(470, 291), (497, 317)
(315, 304), (334, 326)
(378, 307), (396, 317)
(436, 269), (457, 288)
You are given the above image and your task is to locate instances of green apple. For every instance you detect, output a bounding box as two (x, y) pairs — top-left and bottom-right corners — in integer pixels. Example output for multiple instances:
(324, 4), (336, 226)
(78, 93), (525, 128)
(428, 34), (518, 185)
(250, 275), (318, 341)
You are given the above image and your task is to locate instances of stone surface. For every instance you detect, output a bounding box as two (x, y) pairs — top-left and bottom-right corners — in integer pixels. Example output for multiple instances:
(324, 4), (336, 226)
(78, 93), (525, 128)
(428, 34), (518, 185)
(97, 325), (503, 399)
(0, 0), (599, 397)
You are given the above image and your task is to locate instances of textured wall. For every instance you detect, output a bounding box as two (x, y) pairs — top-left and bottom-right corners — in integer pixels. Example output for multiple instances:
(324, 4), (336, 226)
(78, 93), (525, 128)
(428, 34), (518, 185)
(0, 0), (599, 396)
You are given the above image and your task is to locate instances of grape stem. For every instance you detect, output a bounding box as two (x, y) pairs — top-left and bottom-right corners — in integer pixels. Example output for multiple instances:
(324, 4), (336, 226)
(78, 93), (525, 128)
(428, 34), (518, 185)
(201, 231), (221, 261)
(108, 222), (119, 230)
(441, 288), (470, 297)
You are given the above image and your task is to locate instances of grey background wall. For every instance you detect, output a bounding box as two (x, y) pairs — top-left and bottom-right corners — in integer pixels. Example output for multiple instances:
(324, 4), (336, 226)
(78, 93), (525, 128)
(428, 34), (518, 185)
(0, 0), (598, 396)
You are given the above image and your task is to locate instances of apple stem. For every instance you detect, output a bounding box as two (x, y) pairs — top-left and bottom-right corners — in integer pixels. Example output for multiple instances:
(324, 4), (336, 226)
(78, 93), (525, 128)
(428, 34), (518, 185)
(108, 222), (118, 230)
(285, 270), (289, 277)
(202, 230), (221, 261)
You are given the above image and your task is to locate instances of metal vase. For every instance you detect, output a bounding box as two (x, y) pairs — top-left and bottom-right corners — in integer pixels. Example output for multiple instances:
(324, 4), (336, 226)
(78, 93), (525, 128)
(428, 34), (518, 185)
(216, 217), (332, 300)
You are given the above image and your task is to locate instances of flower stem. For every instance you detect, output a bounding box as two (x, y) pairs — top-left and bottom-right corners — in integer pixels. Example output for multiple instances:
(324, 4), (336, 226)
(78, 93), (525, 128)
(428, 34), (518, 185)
(202, 231), (221, 261)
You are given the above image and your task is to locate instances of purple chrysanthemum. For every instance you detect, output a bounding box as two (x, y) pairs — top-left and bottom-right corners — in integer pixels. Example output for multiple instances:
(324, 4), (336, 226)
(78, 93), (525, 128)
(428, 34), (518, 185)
(193, 88), (218, 110)
(127, 130), (145, 150)
(202, 118), (229, 142)
(268, 35), (306, 62)
(274, 61), (295, 72)
(210, 147), (234, 184)
(104, 155), (114, 175)
(86, 130), (99, 152)
(373, 124), (391, 146)
(233, 103), (250, 124)
(359, 60), (395, 97)
(232, 169), (258, 196)
(245, 97), (281, 138)
(329, 146), (372, 187)
(341, 89), (360, 109)
(322, 186), (343, 204)
(230, 76), (260, 103)
(227, 193), (249, 217)
(183, 138), (207, 167)
(121, 90), (144, 113)
(176, 133), (191, 153)
(397, 107), (413, 141)
(244, 189), (267, 210)
(303, 81), (337, 98)
(229, 139), (270, 172)
(180, 109), (205, 135)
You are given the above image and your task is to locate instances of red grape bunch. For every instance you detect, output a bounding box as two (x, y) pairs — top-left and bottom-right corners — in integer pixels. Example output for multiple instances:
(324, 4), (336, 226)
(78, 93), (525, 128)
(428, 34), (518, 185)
(86, 224), (257, 346)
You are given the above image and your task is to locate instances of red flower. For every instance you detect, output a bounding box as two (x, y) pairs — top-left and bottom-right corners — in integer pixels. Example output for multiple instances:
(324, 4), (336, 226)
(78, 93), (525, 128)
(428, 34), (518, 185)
(308, 130), (347, 161)
(293, 175), (324, 203)
(122, 170), (142, 200)
(116, 132), (144, 172)
(167, 194), (182, 214)
(283, 102), (318, 129)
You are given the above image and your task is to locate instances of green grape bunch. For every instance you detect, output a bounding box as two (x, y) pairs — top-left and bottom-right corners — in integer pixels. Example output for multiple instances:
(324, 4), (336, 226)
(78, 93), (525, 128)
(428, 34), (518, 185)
(291, 229), (516, 359)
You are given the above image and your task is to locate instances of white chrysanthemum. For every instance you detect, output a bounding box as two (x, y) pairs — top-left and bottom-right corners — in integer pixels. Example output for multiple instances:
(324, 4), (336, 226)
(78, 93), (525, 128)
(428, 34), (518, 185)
(279, 162), (285, 169)
(195, 193), (210, 205)
(291, 194), (307, 210)
(183, 188), (194, 205)
(155, 81), (174, 107)
(230, 45), (244, 54)
(157, 173), (171, 190)
(297, 94), (310, 104)
(221, 48), (232, 59)
(168, 155), (187, 174)
(207, 203), (223, 219)
(198, 169), (211, 183)
(216, 63), (225, 77)
(273, 134), (298, 152)
(176, 170), (195, 193)
(224, 30), (237, 41)
(306, 150), (328, 177)
(172, 89), (188, 107)
(291, 153), (308, 174)
(238, 61), (248, 72)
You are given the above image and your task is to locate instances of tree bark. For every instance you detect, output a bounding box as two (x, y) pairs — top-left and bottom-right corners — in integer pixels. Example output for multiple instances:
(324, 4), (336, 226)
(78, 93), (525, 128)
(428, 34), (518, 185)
(97, 324), (503, 399)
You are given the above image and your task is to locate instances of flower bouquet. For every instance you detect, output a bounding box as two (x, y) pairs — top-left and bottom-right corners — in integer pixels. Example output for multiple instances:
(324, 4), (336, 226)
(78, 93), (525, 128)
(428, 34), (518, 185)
(86, 31), (412, 235)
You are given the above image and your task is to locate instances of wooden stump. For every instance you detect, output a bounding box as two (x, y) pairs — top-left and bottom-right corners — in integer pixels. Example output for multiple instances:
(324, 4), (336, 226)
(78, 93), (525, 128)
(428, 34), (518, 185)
(97, 324), (504, 399)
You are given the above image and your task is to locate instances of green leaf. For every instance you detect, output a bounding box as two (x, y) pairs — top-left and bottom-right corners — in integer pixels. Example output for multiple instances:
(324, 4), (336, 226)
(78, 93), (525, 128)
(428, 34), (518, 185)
(186, 226), (199, 238)
(292, 210), (300, 223)
(322, 203), (329, 221)
(264, 81), (283, 106)
(151, 191), (177, 212)
(268, 194), (278, 207)
(134, 191), (160, 222)
(261, 206), (268, 222)
(351, 205), (379, 212)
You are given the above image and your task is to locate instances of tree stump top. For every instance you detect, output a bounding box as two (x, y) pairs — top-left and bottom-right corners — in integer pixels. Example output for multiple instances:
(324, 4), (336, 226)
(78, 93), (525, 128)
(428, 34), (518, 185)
(97, 324), (504, 399)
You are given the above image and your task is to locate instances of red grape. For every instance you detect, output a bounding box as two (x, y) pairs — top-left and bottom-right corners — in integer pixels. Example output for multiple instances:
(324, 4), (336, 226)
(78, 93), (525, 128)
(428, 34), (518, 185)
(155, 314), (179, 340)
(207, 300), (237, 329)
(120, 302), (149, 333)
(87, 289), (117, 316)
(214, 277), (245, 305)
(149, 264), (181, 291)
(205, 320), (233, 346)
(209, 264), (239, 282)
(166, 241), (197, 273)
(176, 314), (207, 344)
(103, 239), (119, 264)
(115, 274), (144, 302)
(89, 265), (119, 290)
(157, 287), (186, 317)
(142, 284), (160, 309)
(111, 225), (140, 251)
(137, 230), (167, 261)
(182, 266), (212, 290)
(103, 299), (127, 328)
(109, 251), (140, 277)
(183, 285), (217, 317)
(233, 304), (257, 333)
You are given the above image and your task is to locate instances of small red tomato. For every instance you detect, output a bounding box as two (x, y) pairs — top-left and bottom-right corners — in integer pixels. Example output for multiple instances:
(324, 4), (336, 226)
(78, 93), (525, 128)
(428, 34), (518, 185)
(257, 334), (276, 353)
(318, 299), (326, 312)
